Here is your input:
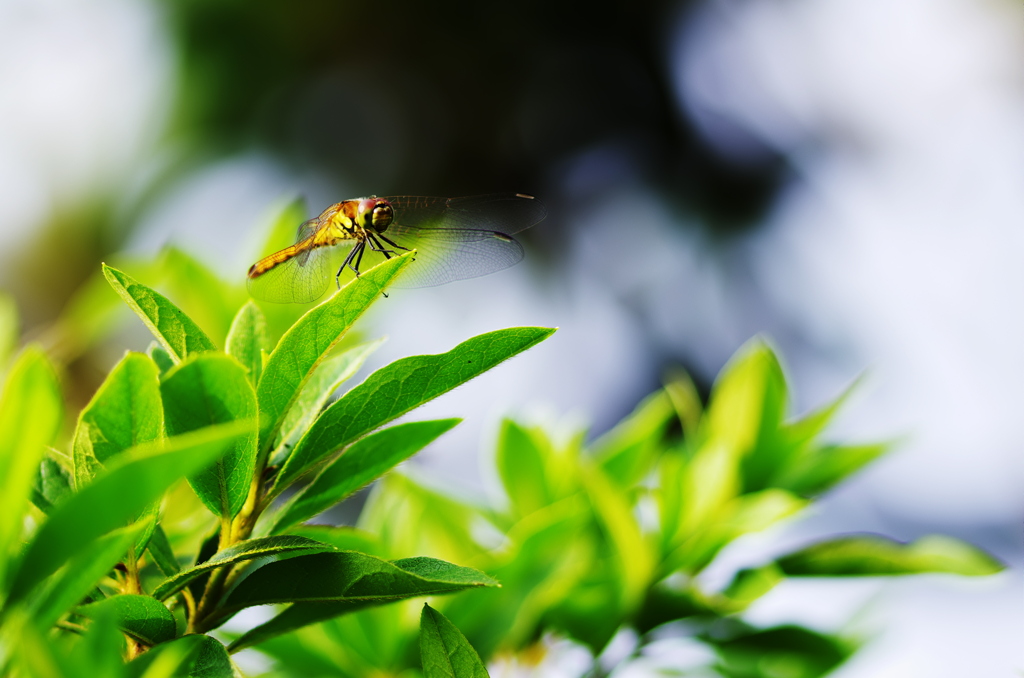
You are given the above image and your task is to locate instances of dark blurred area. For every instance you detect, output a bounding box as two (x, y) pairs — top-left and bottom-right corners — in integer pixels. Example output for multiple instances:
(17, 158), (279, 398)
(164, 0), (784, 227)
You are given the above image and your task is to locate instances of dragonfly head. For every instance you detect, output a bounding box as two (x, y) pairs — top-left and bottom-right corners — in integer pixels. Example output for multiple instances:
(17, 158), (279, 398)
(358, 197), (394, 233)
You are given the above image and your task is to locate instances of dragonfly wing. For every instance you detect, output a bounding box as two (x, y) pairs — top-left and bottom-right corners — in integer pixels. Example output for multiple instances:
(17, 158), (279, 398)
(247, 243), (337, 304)
(380, 226), (525, 288)
(385, 194), (547, 235)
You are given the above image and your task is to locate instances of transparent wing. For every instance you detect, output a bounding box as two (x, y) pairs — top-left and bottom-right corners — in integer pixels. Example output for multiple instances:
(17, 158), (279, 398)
(375, 194), (544, 288)
(247, 241), (342, 304)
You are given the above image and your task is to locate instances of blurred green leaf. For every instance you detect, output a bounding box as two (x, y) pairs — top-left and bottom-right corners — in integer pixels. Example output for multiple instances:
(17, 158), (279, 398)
(77, 594), (176, 646)
(0, 346), (62, 591)
(272, 338), (384, 463)
(706, 624), (853, 678)
(283, 525), (382, 555)
(777, 534), (1005, 577)
(256, 253), (413, 454)
(420, 603), (489, 678)
(0, 293), (17, 373)
(5, 422), (245, 606)
(270, 418), (460, 534)
(127, 634), (234, 678)
(33, 521), (151, 631)
(496, 419), (552, 520)
(161, 354), (258, 518)
(778, 443), (888, 497)
(72, 352), (163, 488)
(719, 564), (784, 610)
(593, 389), (674, 487)
(103, 264), (216, 362)
(784, 375), (864, 450)
(275, 326), (556, 492)
(152, 535), (338, 600)
(31, 456), (73, 514)
(706, 339), (789, 492)
(226, 301), (269, 385)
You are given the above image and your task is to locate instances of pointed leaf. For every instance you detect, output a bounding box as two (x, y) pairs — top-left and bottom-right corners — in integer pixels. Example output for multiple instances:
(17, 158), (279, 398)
(256, 253), (414, 453)
(5, 423), (245, 606)
(226, 301), (269, 385)
(495, 419), (552, 519)
(0, 346), (62, 589)
(147, 525), (181, 577)
(33, 522), (151, 630)
(77, 594), (176, 646)
(226, 554), (498, 652)
(270, 419), (461, 534)
(272, 339), (384, 461)
(777, 534), (1005, 577)
(72, 352), (163, 487)
(779, 443), (888, 497)
(102, 264), (216, 362)
(420, 603), (490, 678)
(593, 389), (674, 487)
(152, 535), (338, 600)
(161, 354), (258, 518)
(275, 326), (556, 491)
(223, 551), (497, 611)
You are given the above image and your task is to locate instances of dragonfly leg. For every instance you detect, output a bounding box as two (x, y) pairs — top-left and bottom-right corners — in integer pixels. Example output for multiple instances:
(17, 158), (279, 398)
(367, 233), (396, 258)
(376, 233), (410, 252)
(337, 240), (366, 287)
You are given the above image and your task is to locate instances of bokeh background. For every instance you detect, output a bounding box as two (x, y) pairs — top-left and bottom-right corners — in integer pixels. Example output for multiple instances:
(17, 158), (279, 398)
(2, 0), (1022, 675)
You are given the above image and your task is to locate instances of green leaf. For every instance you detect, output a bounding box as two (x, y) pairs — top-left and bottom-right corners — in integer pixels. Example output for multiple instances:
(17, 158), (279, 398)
(777, 534), (1005, 577)
(77, 594), (176, 646)
(148, 342), (175, 375)
(272, 339), (384, 461)
(223, 551), (497, 613)
(5, 422), (245, 606)
(0, 293), (17, 372)
(152, 535), (338, 600)
(593, 389), (675, 488)
(0, 346), (62, 590)
(33, 521), (151, 631)
(256, 253), (413, 453)
(72, 352), (163, 488)
(275, 326), (556, 492)
(779, 443), (888, 497)
(495, 419), (552, 520)
(420, 603), (490, 678)
(705, 624), (853, 678)
(270, 419), (461, 534)
(161, 354), (258, 518)
(226, 301), (269, 385)
(31, 456), (73, 514)
(102, 264), (216, 362)
(127, 634), (234, 678)
(226, 554), (497, 652)
(147, 526), (181, 576)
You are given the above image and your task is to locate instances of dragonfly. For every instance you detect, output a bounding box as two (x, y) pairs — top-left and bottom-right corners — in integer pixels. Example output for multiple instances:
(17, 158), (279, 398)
(247, 193), (547, 303)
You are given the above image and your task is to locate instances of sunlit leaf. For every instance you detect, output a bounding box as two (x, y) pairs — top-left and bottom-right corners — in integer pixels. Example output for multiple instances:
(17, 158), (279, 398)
(5, 423), (245, 606)
(270, 418), (460, 534)
(72, 351), (163, 487)
(256, 253), (413, 454)
(777, 534), (1005, 577)
(127, 634), (234, 678)
(161, 354), (258, 518)
(274, 326), (556, 492)
(102, 264), (216, 362)
(420, 603), (489, 678)
(0, 346), (62, 590)
(226, 301), (269, 385)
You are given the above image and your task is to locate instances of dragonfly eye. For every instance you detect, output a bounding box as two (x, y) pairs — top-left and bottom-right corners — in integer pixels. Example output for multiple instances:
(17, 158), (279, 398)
(371, 203), (394, 232)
